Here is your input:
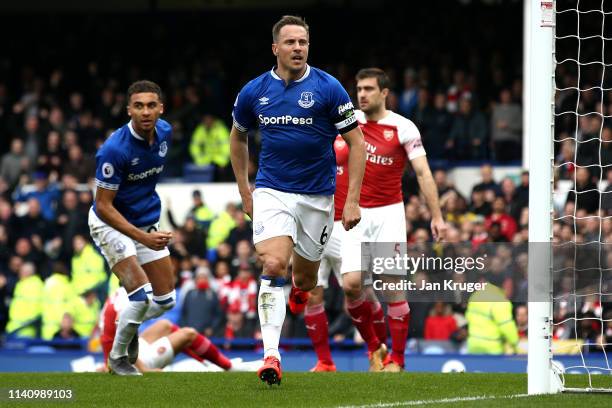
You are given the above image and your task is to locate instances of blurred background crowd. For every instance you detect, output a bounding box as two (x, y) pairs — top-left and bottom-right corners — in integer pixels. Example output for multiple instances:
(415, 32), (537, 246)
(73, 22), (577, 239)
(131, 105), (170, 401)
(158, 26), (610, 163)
(1, 0), (610, 354)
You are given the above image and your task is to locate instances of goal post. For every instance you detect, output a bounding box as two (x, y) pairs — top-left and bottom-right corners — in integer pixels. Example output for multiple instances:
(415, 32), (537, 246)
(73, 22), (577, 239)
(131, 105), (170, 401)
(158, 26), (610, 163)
(529, 0), (612, 394)
(527, 0), (557, 396)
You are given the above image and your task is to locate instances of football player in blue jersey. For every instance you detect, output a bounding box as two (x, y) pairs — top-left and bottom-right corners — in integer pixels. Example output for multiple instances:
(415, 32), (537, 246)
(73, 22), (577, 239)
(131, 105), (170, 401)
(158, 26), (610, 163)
(230, 15), (367, 385)
(89, 80), (176, 375)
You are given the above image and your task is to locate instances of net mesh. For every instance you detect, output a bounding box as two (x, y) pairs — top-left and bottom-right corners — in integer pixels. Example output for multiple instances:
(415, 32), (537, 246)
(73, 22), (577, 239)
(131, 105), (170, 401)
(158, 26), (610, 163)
(553, 0), (612, 391)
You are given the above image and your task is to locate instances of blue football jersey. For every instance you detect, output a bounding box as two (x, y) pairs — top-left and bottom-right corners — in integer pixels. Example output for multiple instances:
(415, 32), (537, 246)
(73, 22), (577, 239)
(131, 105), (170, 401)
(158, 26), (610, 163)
(93, 119), (172, 227)
(232, 65), (357, 195)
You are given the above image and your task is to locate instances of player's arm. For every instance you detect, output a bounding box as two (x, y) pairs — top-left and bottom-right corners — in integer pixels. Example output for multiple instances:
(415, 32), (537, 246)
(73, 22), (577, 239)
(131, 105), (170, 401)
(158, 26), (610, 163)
(341, 126), (366, 230)
(95, 187), (170, 251)
(229, 125), (252, 218)
(410, 155), (447, 241)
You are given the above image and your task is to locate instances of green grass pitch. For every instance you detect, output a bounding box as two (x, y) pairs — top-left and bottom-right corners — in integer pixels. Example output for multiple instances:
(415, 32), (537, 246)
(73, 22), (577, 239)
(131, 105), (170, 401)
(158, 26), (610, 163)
(0, 372), (610, 407)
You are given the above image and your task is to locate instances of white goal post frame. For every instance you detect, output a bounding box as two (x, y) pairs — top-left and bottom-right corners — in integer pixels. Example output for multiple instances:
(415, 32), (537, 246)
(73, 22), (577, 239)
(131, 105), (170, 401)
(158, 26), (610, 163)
(526, 0), (560, 395)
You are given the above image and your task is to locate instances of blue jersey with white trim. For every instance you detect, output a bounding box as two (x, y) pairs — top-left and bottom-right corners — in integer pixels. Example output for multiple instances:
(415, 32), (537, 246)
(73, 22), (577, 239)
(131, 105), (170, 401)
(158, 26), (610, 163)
(93, 119), (171, 227)
(232, 65), (357, 195)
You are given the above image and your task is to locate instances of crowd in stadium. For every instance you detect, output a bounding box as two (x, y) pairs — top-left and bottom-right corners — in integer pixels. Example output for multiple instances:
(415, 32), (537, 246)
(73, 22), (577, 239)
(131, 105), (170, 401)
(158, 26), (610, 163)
(0, 6), (609, 354)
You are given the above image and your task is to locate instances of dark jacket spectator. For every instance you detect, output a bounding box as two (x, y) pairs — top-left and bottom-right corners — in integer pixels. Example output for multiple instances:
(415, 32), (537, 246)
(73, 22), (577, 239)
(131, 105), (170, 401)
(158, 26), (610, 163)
(566, 167), (600, 214)
(179, 270), (222, 335)
(449, 94), (488, 160)
(491, 89), (522, 162)
(1, 138), (30, 189)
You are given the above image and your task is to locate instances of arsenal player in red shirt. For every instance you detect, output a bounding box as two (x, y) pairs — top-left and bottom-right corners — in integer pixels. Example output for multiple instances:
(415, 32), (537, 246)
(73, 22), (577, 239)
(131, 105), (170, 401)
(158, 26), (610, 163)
(295, 68), (446, 372)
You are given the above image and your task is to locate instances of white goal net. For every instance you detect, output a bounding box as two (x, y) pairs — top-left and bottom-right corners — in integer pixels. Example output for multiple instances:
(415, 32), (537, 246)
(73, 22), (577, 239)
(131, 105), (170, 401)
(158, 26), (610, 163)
(552, 0), (612, 392)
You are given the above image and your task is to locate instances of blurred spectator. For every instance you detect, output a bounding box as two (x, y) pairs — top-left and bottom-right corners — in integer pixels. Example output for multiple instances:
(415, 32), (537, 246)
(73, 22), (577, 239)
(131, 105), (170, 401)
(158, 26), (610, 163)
(70, 234), (107, 298)
(6, 262), (43, 338)
(471, 164), (501, 196)
(555, 138), (576, 180)
(566, 167), (599, 214)
(398, 68), (419, 119)
(466, 283), (518, 354)
(53, 313), (80, 340)
(230, 240), (258, 276)
(432, 169), (455, 197)
(15, 197), (53, 244)
(41, 262), (74, 339)
(187, 190), (215, 230)
(180, 267), (222, 336)
(227, 265), (257, 320)
(225, 302), (257, 340)
(469, 190), (492, 217)
(449, 94), (488, 160)
(491, 89), (522, 162)
(485, 197), (518, 242)
(1, 138), (30, 190)
(62, 145), (94, 183)
(213, 261), (232, 309)
(189, 114), (231, 179)
(22, 115), (41, 167)
(423, 92), (453, 160)
(56, 190), (89, 259)
(14, 171), (61, 221)
(206, 203), (237, 251)
(424, 301), (458, 340)
(515, 304), (528, 338)
(446, 70), (471, 113)
(37, 131), (65, 180)
(226, 212), (253, 251)
(72, 289), (101, 338)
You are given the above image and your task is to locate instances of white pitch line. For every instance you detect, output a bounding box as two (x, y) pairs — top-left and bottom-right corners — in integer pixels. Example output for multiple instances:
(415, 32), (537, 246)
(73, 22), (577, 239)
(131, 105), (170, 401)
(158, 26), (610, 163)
(337, 393), (531, 408)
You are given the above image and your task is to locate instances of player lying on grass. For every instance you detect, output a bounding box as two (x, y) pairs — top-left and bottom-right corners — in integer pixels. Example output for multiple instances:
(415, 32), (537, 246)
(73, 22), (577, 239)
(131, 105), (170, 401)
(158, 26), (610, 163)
(100, 287), (260, 372)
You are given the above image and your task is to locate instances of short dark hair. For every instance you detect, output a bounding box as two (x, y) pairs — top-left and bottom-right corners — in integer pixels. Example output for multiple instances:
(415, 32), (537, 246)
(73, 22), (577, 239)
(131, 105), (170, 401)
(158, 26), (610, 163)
(355, 68), (390, 91)
(272, 15), (309, 43)
(127, 80), (163, 102)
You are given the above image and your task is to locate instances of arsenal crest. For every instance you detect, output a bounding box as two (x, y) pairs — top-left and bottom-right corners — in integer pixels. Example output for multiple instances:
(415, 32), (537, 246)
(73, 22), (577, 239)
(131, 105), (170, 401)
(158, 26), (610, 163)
(383, 130), (394, 141)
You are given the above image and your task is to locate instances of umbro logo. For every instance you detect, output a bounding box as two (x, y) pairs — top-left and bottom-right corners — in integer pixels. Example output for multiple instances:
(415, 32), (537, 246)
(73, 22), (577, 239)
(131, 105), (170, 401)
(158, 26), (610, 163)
(131, 157), (140, 166)
(259, 96), (270, 105)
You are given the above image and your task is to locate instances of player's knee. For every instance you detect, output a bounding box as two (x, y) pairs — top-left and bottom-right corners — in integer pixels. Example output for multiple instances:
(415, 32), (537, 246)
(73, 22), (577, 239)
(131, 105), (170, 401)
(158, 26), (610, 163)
(262, 256), (287, 277)
(182, 327), (198, 341)
(307, 286), (324, 306)
(160, 319), (173, 331)
(343, 280), (363, 300)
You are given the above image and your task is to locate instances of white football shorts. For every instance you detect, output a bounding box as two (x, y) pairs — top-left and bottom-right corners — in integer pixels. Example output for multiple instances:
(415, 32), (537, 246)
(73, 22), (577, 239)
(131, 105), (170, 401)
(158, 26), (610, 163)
(138, 336), (174, 369)
(340, 201), (407, 276)
(252, 188), (334, 262)
(88, 207), (170, 269)
(316, 220), (343, 288)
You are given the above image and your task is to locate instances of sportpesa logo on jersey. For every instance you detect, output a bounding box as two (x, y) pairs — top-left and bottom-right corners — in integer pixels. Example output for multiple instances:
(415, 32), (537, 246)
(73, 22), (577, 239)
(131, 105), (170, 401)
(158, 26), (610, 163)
(258, 114), (313, 126)
(127, 165), (165, 181)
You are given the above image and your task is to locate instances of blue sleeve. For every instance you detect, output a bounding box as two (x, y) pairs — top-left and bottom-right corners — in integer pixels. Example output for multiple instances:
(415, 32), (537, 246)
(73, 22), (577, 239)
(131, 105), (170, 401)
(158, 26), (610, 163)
(94, 144), (126, 191)
(231, 82), (256, 132)
(157, 118), (173, 142)
(326, 78), (358, 134)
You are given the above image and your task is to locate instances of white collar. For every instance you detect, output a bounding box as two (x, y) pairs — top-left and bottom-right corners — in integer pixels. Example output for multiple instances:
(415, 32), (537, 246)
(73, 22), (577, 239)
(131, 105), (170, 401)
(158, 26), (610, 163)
(128, 120), (145, 141)
(270, 64), (311, 83)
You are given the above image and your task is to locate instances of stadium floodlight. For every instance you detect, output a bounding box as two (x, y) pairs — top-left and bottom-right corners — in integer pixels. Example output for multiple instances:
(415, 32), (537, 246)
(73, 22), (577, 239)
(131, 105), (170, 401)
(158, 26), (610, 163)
(529, 0), (612, 394)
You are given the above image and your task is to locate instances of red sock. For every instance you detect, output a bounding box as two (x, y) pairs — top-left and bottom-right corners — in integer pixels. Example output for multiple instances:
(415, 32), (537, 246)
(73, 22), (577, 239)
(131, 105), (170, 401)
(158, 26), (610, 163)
(188, 333), (232, 370)
(370, 301), (387, 345)
(304, 304), (333, 365)
(387, 301), (410, 367)
(346, 294), (380, 353)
